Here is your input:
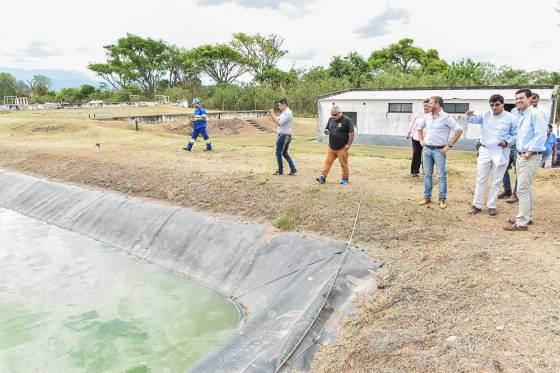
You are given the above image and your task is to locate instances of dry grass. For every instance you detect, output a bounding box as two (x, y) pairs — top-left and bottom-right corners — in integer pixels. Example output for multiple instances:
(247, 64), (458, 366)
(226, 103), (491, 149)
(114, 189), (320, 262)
(0, 107), (559, 372)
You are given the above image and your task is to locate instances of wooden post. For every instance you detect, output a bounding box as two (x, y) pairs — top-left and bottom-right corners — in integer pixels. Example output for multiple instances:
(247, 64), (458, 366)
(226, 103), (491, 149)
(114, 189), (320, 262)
(135, 119), (139, 131)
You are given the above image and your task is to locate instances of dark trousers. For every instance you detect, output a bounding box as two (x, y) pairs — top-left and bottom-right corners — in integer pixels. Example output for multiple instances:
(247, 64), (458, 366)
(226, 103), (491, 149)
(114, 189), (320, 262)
(411, 138), (423, 175)
(275, 134), (296, 174)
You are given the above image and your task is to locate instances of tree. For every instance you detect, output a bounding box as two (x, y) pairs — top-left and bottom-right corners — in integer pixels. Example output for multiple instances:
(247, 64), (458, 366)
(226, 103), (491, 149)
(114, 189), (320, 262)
(88, 33), (170, 94)
(28, 74), (52, 96)
(329, 52), (370, 87)
(188, 44), (254, 84)
(0, 73), (18, 98)
(368, 38), (447, 74)
(167, 46), (201, 88)
(442, 59), (494, 86)
(255, 67), (298, 94)
(230, 32), (288, 77)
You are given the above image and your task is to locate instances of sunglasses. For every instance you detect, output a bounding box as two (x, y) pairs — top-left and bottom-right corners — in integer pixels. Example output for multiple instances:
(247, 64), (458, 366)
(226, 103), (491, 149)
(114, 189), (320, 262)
(331, 112), (341, 116)
(489, 102), (502, 107)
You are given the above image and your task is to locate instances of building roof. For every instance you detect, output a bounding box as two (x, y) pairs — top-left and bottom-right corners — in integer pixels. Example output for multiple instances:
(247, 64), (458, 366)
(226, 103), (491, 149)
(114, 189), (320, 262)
(318, 85), (559, 101)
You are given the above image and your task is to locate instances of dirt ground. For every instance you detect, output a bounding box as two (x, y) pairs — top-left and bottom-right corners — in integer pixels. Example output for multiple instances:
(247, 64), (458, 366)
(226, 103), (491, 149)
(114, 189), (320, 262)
(0, 107), (559, 372)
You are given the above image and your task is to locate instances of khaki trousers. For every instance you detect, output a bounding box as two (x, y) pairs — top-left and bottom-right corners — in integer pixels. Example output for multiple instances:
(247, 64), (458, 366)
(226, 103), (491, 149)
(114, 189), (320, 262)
(516, 154), (542, 226)
(321, 147), (349, 179)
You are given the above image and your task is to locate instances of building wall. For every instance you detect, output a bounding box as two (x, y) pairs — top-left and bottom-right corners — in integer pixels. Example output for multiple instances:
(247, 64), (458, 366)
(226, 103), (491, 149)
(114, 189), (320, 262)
(318, 97), (554, 151)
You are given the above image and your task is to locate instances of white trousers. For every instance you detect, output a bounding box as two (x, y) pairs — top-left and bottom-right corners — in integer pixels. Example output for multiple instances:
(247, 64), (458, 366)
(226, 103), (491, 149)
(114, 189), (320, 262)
(472, 146), (510, 209)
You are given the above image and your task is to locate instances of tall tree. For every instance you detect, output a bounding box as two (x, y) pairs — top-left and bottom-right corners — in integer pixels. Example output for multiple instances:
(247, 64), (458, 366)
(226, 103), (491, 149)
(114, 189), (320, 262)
(368, 38), (447, 74)
(329, 52), (370, 87)
(0, 73), (18, 98)
(88, 34), (170, 93)
(188, 44), (254, 84)
(28, 74), (52, 96)
(167, 46), (202, 88)
(230, 33), (287, 77)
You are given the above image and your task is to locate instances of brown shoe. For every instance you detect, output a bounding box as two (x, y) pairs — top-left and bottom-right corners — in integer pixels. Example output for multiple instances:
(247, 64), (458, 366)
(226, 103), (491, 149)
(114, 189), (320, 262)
(506, 194), (519, 204)
(507, 218), (533, 225)
(498, 190), (512, 199)
(503, 223), (528, 231)
(419, 197), (431, 206)
(439, 199), (447, 209)
(488, 208), (497, 216)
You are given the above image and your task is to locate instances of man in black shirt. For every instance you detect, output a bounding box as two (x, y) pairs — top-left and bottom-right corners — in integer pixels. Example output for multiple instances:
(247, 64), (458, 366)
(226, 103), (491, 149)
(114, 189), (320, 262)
(316, 105), (355, 185)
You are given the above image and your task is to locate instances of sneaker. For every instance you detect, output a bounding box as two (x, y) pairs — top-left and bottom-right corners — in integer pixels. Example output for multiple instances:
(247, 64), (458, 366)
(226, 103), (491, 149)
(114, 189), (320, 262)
(469, 206), (482, 215)
(316, 176), (326, 184)
(272, 170), (283, 176)
(288, 170), (297, 176)
(506, 195), (519, 204)
(498, 190), (512, 199)
(411, 173), (419, 177)
(204, 148), (212, 152)
(439, 199), (447, 209)
(340, 178), (349, 185)
(419, 197), (431, 206)
(488, 208), (497, 216)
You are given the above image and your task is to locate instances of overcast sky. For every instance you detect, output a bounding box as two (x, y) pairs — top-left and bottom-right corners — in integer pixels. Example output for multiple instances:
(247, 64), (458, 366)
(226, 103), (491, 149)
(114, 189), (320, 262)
(1, 0), (559, 79)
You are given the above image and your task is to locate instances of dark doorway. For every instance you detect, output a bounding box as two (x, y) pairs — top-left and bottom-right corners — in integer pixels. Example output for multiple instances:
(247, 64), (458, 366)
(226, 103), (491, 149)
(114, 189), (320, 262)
(343, 112), (358, 127)
(504, 104), (515, 112)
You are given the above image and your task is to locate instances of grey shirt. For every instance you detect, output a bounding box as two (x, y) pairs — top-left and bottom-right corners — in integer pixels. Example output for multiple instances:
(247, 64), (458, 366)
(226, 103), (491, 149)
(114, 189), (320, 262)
(418, 110), (461, 146)
(277, 107), (294, 135)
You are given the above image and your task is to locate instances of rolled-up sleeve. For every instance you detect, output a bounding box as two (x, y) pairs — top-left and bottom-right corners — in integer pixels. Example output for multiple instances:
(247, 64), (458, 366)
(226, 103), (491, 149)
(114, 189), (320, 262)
(278, 111), (293, 128)
(446, 116), (461, 132)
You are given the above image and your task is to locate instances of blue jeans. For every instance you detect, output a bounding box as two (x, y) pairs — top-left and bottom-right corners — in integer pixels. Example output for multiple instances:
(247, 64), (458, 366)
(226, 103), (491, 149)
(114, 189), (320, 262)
(423, 147), (447, 200)
(502, 145), (517, 192)
(275, 134), (296, 174)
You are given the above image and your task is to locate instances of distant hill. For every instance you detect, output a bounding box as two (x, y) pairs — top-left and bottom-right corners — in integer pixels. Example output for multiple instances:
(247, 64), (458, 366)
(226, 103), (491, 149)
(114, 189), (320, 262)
(0, 67), (101, 90)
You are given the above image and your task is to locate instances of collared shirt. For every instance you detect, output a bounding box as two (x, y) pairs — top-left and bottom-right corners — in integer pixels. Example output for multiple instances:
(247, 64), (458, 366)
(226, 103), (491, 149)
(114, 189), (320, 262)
(408, 112), (427, 141)
(418, 110), (461, 146)
(512, 106), (548, 153)
(193, 107), (208, 129)
(277, 107), (294, 135)
(465, 110), (517, 146)
(544, 133), (557, 156)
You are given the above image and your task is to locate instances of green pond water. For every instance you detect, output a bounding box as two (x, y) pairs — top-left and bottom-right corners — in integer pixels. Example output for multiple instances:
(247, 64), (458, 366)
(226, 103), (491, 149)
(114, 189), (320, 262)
(0, 208), (240, 373)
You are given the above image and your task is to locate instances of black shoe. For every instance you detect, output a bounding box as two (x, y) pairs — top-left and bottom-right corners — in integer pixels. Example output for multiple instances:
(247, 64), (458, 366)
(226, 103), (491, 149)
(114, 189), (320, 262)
(272, 170), (283, 176)
(288, 170), (297, 176)
(204, 148), (212, 152)
(488, 208), (497, 216)
(469, 206), (482, 215)
(182, 147), (191, 152)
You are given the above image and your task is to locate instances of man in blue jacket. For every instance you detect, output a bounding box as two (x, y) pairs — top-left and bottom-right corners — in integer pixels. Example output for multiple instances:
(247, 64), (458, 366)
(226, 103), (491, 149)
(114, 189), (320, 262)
(183, 98), (212, 152)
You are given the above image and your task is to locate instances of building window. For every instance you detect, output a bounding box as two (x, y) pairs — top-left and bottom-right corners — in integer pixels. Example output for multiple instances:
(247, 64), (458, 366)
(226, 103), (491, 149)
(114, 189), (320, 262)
(443, 103), (469, 113)
(343, 112), (358, 127)
(388, 103), (413, 113)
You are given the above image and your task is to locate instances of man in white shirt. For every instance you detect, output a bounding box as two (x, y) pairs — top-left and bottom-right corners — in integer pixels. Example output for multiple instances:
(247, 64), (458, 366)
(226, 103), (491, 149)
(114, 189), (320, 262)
(406, 99), (430, 177)
(465, 94), (517, 216)
(269, 98), (297, 176)
(417, 96), (463, 209)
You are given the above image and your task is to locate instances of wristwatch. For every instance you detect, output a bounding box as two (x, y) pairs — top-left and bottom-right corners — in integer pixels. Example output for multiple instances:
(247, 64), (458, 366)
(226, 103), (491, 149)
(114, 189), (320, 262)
(447, 144), (453, 148)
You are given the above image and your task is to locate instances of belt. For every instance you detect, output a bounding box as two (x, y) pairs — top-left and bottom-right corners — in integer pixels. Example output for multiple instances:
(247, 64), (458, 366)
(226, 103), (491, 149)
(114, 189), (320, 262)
(426, 145), (445, 150)
(518, 151), (543, 156)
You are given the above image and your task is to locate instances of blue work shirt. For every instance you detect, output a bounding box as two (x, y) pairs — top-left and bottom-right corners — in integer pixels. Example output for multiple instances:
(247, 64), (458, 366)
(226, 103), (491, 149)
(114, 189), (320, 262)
(544, 133), (557, 156)
(512, 107), (548, 153)
(466, 110), (517, 146)
(193, 107), (208, 129)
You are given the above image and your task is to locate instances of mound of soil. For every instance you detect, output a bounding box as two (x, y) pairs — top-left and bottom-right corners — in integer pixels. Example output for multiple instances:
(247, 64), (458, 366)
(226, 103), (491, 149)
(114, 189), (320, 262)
(161, 118), (274, 136)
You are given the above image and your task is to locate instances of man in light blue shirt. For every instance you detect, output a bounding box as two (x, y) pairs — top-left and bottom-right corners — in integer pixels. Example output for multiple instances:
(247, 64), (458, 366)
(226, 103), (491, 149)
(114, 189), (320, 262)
(504, 88), (548, 231)
(417, 96), (463, 209)
(466, 94), (516, 216)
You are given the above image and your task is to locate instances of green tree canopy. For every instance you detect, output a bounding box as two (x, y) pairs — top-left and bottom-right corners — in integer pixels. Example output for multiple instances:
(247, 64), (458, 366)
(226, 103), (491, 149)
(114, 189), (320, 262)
(329, 52), (370, 87)
(188, 44), (254, 84)
(230, 33), (287, 77)
(0, 73), (18, 98)
(28, 74), (52, 96)
(88, 33), (170, 93)
(368, 38), (447, 74)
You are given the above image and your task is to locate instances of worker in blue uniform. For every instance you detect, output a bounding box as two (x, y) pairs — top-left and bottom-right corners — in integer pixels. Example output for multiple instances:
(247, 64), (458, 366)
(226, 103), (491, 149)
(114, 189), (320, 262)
(183, 98), (212, 152)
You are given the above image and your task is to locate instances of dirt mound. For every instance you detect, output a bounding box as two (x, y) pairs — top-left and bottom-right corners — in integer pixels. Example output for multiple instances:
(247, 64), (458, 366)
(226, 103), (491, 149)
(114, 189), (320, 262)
(161, 118), (270, 136)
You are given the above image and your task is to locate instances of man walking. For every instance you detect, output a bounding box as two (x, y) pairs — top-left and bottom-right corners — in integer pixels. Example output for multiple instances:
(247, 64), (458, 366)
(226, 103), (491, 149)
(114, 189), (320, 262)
(269, 98), (297, 175)
(504, 88), (547, 231)
(316, 105), (354, 185)
(183, 98), (212, 152)
(466, 94), (517, 216)
(417, 96), (463, 209)
(543, 124), (557, 168)
(406, 99), (430, 177)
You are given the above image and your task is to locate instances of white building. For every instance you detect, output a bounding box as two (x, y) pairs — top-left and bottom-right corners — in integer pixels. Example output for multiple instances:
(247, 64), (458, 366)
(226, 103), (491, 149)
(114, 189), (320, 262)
(317, 85), (558, 150)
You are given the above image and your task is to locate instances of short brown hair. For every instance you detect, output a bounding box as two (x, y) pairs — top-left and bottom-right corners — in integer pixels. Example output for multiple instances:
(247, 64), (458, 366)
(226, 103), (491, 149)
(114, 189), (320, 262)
(431, 96), (444, 106)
